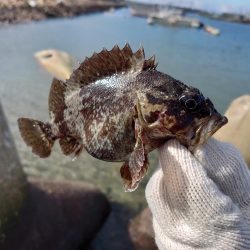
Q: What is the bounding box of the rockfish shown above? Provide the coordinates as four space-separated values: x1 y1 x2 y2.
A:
18 44 227 191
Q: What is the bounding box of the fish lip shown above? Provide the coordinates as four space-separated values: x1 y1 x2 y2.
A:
199 113 227 136
210 114 228 134
201 113 228 140
188 113 228 151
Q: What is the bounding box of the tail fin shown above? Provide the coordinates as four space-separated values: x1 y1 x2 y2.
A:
17 118 55 158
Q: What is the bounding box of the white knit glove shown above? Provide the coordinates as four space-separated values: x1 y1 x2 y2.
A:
146 138 250 250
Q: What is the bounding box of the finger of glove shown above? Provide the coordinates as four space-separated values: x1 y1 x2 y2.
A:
146 140 240 232
194 138 250 207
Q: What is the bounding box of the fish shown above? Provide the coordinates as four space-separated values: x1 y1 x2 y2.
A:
34 49 74 80
18 44 228 192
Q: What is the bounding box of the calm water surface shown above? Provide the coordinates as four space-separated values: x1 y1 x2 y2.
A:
0 8 249 209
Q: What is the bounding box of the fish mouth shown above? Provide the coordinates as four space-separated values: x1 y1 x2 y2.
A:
189 113 228 151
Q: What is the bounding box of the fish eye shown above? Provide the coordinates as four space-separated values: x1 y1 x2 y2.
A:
184 98 197 110
179 95 202 110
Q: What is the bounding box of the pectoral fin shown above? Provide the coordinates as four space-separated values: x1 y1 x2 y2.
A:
120 124 149 192
120 155 149 192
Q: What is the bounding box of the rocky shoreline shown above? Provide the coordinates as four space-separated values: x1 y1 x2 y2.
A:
0 0 125 24
1 0 249 25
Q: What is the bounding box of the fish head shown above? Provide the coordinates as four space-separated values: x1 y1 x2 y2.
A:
143 84 227 151
175 87 228 150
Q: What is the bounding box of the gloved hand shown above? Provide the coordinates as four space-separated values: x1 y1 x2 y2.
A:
146 138 250 249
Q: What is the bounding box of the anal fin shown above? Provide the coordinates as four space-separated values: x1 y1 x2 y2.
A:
59 137 84 159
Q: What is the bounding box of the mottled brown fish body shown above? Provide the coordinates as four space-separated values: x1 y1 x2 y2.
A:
77 71 177 161
18 44 227 192
63 71 186 161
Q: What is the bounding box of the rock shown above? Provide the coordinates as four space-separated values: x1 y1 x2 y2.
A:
129 207 157 250
0 0 125 24
34 49 74 80
1 178 110 250
214 95 250 167
0 102 27 241
89 202 136 250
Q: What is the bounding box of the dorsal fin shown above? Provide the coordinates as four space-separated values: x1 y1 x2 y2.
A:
48 78 67 120
67 43 157 88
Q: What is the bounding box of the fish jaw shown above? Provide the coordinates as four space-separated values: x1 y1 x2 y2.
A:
189 112 228 152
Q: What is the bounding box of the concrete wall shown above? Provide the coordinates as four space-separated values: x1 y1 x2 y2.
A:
0 102 27 241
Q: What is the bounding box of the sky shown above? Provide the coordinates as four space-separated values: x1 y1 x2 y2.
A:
137 0 250 14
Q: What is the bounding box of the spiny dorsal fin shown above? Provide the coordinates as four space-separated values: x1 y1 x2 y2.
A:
67 43 157 88
48 78 67 120
144 55 158 70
